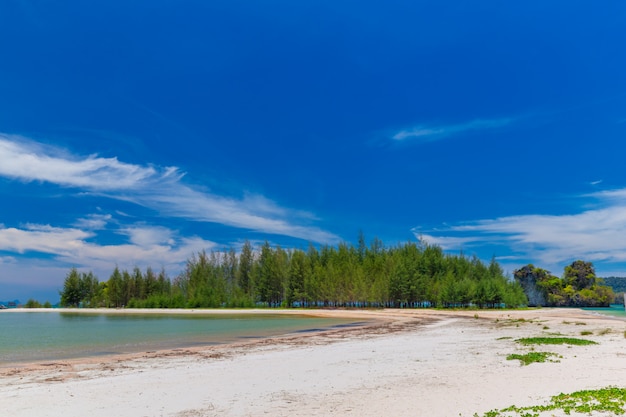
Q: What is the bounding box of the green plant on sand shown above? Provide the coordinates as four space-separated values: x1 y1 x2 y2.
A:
516 337 597 346
474 386 626 417
506 351 560 366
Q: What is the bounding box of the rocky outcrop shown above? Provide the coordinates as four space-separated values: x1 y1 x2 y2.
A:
513 265 547 307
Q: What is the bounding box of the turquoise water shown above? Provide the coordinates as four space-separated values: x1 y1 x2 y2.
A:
582 304 626 319
0 311 365 365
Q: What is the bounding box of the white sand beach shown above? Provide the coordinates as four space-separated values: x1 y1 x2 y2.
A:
1 308 625 417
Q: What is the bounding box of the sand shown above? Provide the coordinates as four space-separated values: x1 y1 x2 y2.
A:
1 308 625 416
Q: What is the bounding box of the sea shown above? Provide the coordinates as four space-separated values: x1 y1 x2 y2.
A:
582 304 626 319
0 310 366 365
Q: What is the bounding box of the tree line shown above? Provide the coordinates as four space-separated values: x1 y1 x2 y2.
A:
601 276 626 302
60 237 528 309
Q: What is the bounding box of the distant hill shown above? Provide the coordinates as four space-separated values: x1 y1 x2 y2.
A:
0 299 21 308
601 277 626 293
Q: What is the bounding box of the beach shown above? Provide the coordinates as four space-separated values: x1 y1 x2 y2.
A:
1 308 625 416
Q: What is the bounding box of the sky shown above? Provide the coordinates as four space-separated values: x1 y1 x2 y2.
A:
1 1 626 303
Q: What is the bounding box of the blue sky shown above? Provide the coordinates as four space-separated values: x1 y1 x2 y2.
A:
1 1 626 302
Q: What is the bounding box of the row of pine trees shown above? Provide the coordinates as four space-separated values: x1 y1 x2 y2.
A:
60 238 528 309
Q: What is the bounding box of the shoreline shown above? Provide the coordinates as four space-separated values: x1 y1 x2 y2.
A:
1 307 622 369
0 308 404 371
1 307 372 314
2 308 625 416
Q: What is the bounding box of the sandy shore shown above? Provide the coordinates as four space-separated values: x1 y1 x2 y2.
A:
1 308 625 416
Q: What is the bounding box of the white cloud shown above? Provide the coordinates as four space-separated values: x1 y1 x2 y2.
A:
393 128 445 141
392 118 513 142
0 224 93 255
589 188 626 200
130 185 338 243
0 222 216 280
118 225 175 247
415 233 477 250
0 134 339 243
0 134 178 190
74 214 112 230
413 188 626 274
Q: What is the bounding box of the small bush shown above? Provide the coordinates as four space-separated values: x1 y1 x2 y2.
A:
24 299 42 308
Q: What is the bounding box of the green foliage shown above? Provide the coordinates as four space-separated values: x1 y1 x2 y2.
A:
602 276 626 303
514 260 614 307
563 260 596 290
516 337 598 346
474 387 626 417
24 298 42 308
59 268 82 307
59 236 529 310
506 351 560 365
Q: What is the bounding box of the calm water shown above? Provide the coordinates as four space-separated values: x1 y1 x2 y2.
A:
0 311 365 365
582 304 626 319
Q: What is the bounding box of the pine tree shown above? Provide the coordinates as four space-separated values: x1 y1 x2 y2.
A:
60 268 82 307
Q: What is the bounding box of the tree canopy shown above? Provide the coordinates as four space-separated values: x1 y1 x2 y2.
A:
59 238 530 309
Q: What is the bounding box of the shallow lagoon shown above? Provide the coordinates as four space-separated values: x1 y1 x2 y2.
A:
582 304 626 319
0 310 365 365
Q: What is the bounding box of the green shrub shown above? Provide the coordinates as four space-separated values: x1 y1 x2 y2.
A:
516 337 597 346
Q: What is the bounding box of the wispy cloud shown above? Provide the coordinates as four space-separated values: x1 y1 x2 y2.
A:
124 185 337 243
413 188 626 274
73 214 112 230
0 222 217 278
0 134 339 243
0 134 178 190
413 234 478 250
0 224 93 255
0 255 17 265
392 118 513 142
